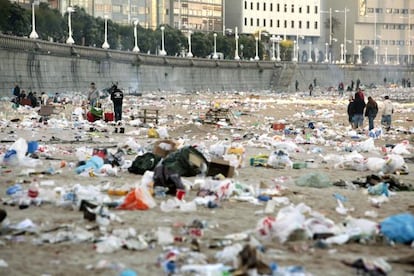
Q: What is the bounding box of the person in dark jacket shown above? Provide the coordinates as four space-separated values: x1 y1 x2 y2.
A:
365 96 378 130
110 84 124 122
352 90 366 130
347 96 355 127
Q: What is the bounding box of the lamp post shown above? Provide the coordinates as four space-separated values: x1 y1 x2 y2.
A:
159 26 166 56
213 33 218 59
66 7 75 44
324 43 329 63
102 15 110 49
292 40 297 62
276 35 281 62
321 8 332 62
335 7 349 64
234 27 240 60
397 47 400 65
307 41 312 62
187 30 193 57
133 20 140 52
340 43 344 63
254 36 260 61
271 35 276 61
29 1 39 39
384 47 388 65
357 45 362 64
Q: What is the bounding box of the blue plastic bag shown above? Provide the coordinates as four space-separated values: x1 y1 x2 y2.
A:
380 213 414 244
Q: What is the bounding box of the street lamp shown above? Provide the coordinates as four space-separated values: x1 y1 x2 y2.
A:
66 7 75 44
324 43 329 63
276 35 281 62
397 47 400 65
308 41 313 62
254 36 260 61
292 40 297 62
340 43 344 63
102 15 110 49
29 0 39 39
270 35 276 61
159 26 167 56
375 46 379 65
384 47 388 65
133 20 140 52
335 7 350 64
212 33 218 59
321 8 332 62
234 27 240 60
187 31 193 57
357 45 362 64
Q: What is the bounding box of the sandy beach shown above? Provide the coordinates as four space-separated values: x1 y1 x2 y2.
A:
0 87 413 276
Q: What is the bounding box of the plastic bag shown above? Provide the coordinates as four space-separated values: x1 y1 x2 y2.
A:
295 172 331 188
117 186 156 210
382 154 407 174
267 150 293 169
380 213 414 244
366 157 386 172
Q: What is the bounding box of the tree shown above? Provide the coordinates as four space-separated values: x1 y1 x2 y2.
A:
4 3 30 37
324 16 341 38
36 3 65 42
191 32 211 58
361 46 375 64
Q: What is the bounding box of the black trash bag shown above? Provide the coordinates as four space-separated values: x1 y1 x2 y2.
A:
153 165 184 195
128 152 162 175
162 146 208 177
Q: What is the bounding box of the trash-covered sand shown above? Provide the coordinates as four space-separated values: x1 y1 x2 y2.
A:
0 87 414 276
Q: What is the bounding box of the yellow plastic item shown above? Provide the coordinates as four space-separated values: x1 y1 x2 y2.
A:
148 128 159 138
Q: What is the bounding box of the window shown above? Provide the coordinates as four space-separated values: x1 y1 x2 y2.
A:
277 20 280 28
263 2 266 11
291 21 294 28
306 21 310 29
299 7 302 13
263 19 266 27
367 8 374 13
270 19 273 27
393 9 400 14
315 6 318 14
244 17 247 26
257 2 259 10
284 20 287 28
386 8 392 14
257 18 260 26
291 4 294 13
270 3 273 12
251 2 253 9
277 4 280 12
250 18 253 26
402 9 408 14
307 5 310 13
314 21 318 29
244 1 247 9
299 21 302 29
284 4 287 12
376 8 383 13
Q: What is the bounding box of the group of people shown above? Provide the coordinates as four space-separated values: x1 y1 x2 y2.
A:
12 84 61 108
347 88 394 132
87 82 124 122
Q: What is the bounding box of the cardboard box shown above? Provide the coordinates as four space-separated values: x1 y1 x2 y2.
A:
207 159 235 178
153 139 177 157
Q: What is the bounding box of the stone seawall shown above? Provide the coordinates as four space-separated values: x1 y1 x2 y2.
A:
0 34 413 97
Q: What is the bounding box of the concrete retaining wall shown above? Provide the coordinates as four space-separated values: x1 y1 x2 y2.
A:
0 34 413 97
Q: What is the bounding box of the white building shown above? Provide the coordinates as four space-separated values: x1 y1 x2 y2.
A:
225 0 322 61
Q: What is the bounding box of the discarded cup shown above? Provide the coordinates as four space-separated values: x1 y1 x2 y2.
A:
176 189 185 200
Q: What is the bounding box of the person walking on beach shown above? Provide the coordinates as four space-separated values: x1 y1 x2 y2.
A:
295 80 299 92
308 83 313 96
365 96 378 131
110 84 124 122
352 90 366 130
347 96 355 128
88 82 99 107
381 95 394 131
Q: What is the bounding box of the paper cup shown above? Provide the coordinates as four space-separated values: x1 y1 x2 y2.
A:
176 189 186 200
